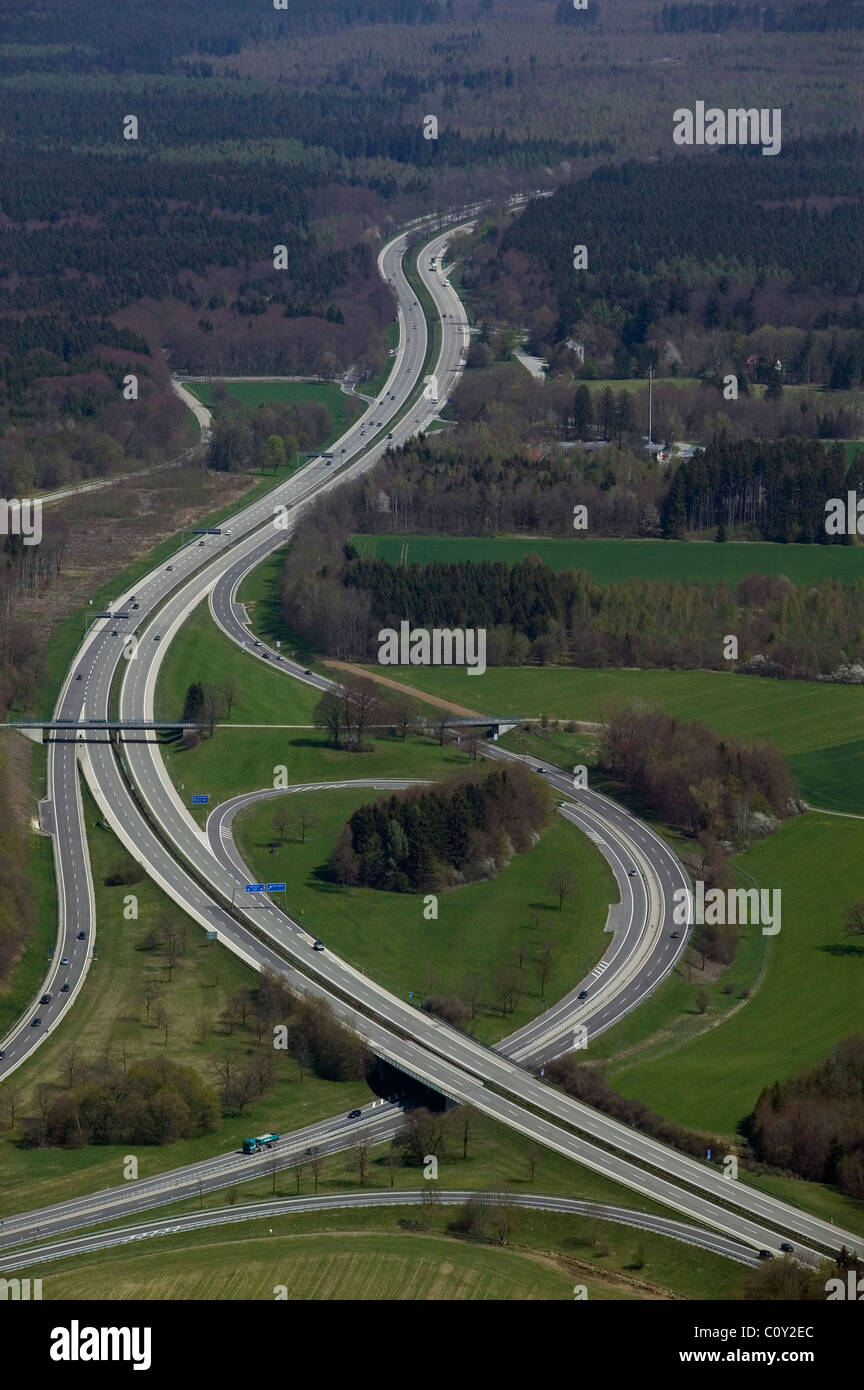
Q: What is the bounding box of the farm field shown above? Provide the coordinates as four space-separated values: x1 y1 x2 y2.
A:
355 665 864 814
610 813 864 1137
235 784 617 1044
351 533 864 586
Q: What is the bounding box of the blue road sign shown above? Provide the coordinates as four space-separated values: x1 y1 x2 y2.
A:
192 794 209 805
266 882 286 892
246 883 265 893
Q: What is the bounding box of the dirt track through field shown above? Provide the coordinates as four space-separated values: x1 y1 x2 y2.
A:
322 661 485 718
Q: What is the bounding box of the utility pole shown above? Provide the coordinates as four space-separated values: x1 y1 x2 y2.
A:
647 365 654 449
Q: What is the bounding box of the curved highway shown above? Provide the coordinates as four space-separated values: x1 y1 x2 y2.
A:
3 204 863 1266
0 1191 760 1277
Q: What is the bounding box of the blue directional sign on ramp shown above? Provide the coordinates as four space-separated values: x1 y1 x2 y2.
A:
192 794 209 805
266 882 286 892
246 884 265 892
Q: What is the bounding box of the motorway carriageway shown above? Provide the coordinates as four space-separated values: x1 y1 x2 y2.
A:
5 206 862 1265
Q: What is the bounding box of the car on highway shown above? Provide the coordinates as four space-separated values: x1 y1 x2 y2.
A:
670 930 680 939
153 634 161 641
111 629 118 635
198 539 206 546
76 672 83 680
132 601 140 609
303 668 311 674
578 990 588 999
758 1250 773 1260
77 930 86 939
536 767 546 773
348 1109 362 1119
306 1145 319 1155
387 432 393 439
312 940 324 951
60 956 69 965
60 982 70 992
31 1017 41 1027
40 993 52 1004
628 869 638 877
0 1051 4 1060
166 565 173 571
780 1242 794 1253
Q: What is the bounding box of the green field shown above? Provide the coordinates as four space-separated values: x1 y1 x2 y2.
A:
611 812 864 1137
20 1228 588 1301
234 784 617 1044
356 665 864 814
185 378 356 433
351 533 864 586
155 599 321 729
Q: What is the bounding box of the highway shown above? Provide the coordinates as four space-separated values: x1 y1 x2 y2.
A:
3 200 862 1267
0 1191 761 1276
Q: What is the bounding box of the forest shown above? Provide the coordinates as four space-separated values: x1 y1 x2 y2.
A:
743 1035 864 1198
279 486 864 678
330 763 553 891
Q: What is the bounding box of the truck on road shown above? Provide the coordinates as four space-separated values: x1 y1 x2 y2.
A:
242 1132 280 1154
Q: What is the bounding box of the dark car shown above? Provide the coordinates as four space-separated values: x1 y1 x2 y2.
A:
780 1242 794 1253
76 672 83 680
670 931 680 939
536 767 546 774
306 1145 319 1156
303 668 311 675
348 1109 362 1120
166 565 173 571
111 629 118 636
312 940 324 952
198 539 206 546
0 1051 5 1059
77 931 86 940
758 1250 773 1260
40 993 51 1004
60 982 70 993
153 634 161 641
578 990 588 999
132 602 140 609
31 1017 41 1027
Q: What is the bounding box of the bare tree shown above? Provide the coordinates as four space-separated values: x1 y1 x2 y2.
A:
294 803 318 844
291 1161 305 1195
155 1004 172 1045
421 1181 440 1230
547 863 575 910
314 691 343 747
844 900 864 938
462 972 484 1022
459 1105 475 1160
494 966 524 1017
273 803 291 848
525 1144 541 1183
203 682 223 737
221 677 238 722
309 1151 325 1193
352 1138 370 1187
434 710 451 747
536 941 555 999
1 1084 20 1133
59 1046 80 1086
384 1149 398 1188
